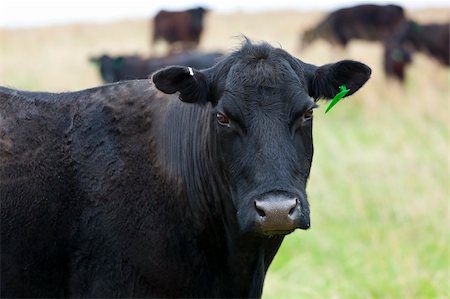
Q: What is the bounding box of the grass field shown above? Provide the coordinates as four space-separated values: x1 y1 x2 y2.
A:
1 8 449 298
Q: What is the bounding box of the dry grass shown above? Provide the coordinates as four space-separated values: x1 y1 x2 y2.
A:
1 8 449 298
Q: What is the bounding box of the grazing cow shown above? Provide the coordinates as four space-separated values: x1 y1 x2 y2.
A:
90 51 223 83
396 21 449 65
152 7 208 52
383 21 449 81
301 4 406 49
1 40 371 298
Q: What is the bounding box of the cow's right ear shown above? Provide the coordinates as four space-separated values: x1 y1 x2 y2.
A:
152 66 209 104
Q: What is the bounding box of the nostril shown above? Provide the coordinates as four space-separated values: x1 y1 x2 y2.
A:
288 198 299 216
254 201 266 217
288 207 295 216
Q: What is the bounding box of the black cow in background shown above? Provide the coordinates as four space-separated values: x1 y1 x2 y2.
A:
90 54 144 83
383 21 449 81
301 4 406 50
400 22 450 66
152 7 208 53
1 40 371 298
90 51 223 83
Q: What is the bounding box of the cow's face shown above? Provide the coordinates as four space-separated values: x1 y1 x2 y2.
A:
153 42 371 236
210 60 317 235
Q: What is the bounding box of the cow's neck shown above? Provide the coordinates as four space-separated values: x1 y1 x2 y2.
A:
194 223 284 297
227 234 285 297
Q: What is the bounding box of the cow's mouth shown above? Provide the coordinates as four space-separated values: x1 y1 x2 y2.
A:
263 229 295 236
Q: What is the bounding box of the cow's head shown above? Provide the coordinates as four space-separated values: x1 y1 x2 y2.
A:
383 42 412 81
153 41 371 236
90 55 125 83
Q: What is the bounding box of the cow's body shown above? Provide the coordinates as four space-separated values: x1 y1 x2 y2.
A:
152 7 207 52
1 41 370 298
301 4 406 49
1 82 276 297
90 51 223 83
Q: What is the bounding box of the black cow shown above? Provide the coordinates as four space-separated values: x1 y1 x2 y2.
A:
152 7 208 52
90 51 223 83
301 4 406 49
1 40 371 298
383 21 449 81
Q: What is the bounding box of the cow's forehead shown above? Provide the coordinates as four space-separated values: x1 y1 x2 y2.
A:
219 83 310 115
210 41 313 109
225 56 304 89
221 59 308 108
216 43 309 94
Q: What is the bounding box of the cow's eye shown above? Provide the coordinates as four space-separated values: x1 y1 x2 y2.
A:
303 109 313 122
216 113 230 127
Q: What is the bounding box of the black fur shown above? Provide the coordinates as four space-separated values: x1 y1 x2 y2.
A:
1 40 370 298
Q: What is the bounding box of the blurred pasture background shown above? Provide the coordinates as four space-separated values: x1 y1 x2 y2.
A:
0 4 449 299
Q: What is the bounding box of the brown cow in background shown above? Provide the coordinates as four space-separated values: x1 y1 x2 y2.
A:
152 7 208 53
301 4 407 49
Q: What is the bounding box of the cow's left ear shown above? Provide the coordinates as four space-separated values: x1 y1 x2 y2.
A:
152 66 209 104
307 60 371 100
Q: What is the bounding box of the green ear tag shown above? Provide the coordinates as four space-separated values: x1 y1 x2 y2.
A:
325 85 350 114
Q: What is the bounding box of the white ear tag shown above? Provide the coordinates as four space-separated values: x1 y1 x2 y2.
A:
188 67 194 76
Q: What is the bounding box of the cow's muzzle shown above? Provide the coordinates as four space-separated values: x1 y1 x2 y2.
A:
253 192 310 235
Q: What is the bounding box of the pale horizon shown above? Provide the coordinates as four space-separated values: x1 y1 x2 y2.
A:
1 0 448 28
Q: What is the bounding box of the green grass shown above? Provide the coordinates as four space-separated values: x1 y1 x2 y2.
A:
0 9 449 298
264 90 449 298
